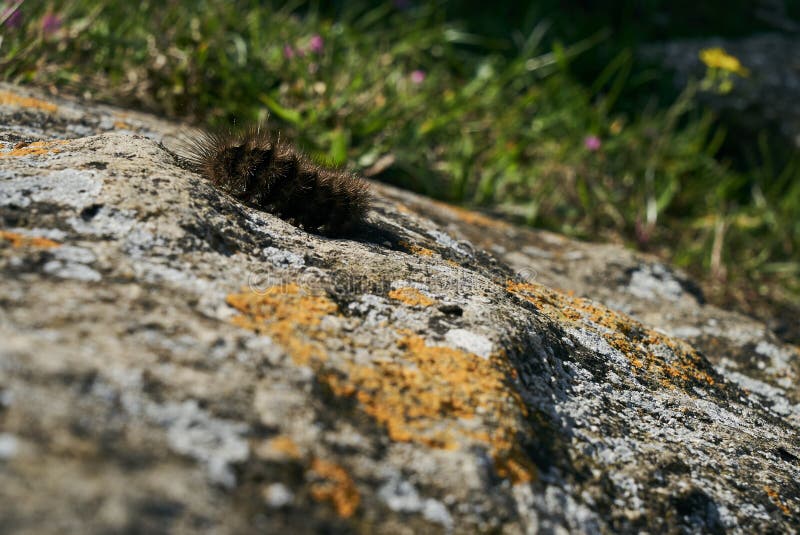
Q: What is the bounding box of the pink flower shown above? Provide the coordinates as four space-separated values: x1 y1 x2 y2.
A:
283 45 295 59
635 218 652 245
410 70 426 84
584 135 601 151
2 8 22 29
41 12 61 35
309 34 324 53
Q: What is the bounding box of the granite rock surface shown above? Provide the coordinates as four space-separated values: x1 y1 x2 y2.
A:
1 83 798 533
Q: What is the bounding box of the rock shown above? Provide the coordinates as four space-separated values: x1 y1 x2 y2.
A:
0 83 798 533
644 33 800 148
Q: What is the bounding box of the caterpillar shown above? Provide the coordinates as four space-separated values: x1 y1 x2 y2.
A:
179 122 370 237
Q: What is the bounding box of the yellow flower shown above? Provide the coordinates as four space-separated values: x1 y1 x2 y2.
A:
699 47 750 77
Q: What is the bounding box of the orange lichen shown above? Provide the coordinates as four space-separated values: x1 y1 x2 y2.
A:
227 283 337 366
507 281 717 390
113 120 132 130
0 230 60 249
388 287 436 307
431 199 509 230
1 140 67 158
395 203 414 215
0 90 58 112
228 284 537 484
398 240 436 257
764 485 792 516
322 333 536 483
309 458 360 518
268 435 301 459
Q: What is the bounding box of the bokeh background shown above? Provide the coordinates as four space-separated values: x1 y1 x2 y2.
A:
3 0 799 339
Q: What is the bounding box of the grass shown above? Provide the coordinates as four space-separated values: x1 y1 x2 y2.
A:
2 0 799 332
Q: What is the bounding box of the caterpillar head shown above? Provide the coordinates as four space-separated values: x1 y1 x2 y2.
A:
190 127 277 199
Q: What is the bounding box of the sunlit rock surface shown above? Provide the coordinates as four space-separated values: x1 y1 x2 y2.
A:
1 83 798 533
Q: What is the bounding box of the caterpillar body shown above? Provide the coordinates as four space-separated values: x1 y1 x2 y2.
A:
181 123 370 237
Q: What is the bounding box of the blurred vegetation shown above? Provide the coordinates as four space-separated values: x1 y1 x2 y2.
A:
2 0 799 327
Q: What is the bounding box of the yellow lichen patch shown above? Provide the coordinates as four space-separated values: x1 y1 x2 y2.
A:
228 284 536 484
398 240 436 257
431 199 509 230
322 333 536 483
388 287 435 307
113 120 132 130
309 458 360 518
764 486 792 516
1 140 67 158
0 91 58 112
267 435 301 459
507 281 717 390
0 230 60 249
395 203 414 215
226 283 338 366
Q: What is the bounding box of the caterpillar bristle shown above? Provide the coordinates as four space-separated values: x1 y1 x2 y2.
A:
179 121 370 237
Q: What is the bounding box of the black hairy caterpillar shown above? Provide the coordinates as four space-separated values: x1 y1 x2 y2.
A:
179 122 370 237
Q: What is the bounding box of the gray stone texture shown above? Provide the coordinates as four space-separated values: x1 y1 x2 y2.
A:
1 83 798 533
